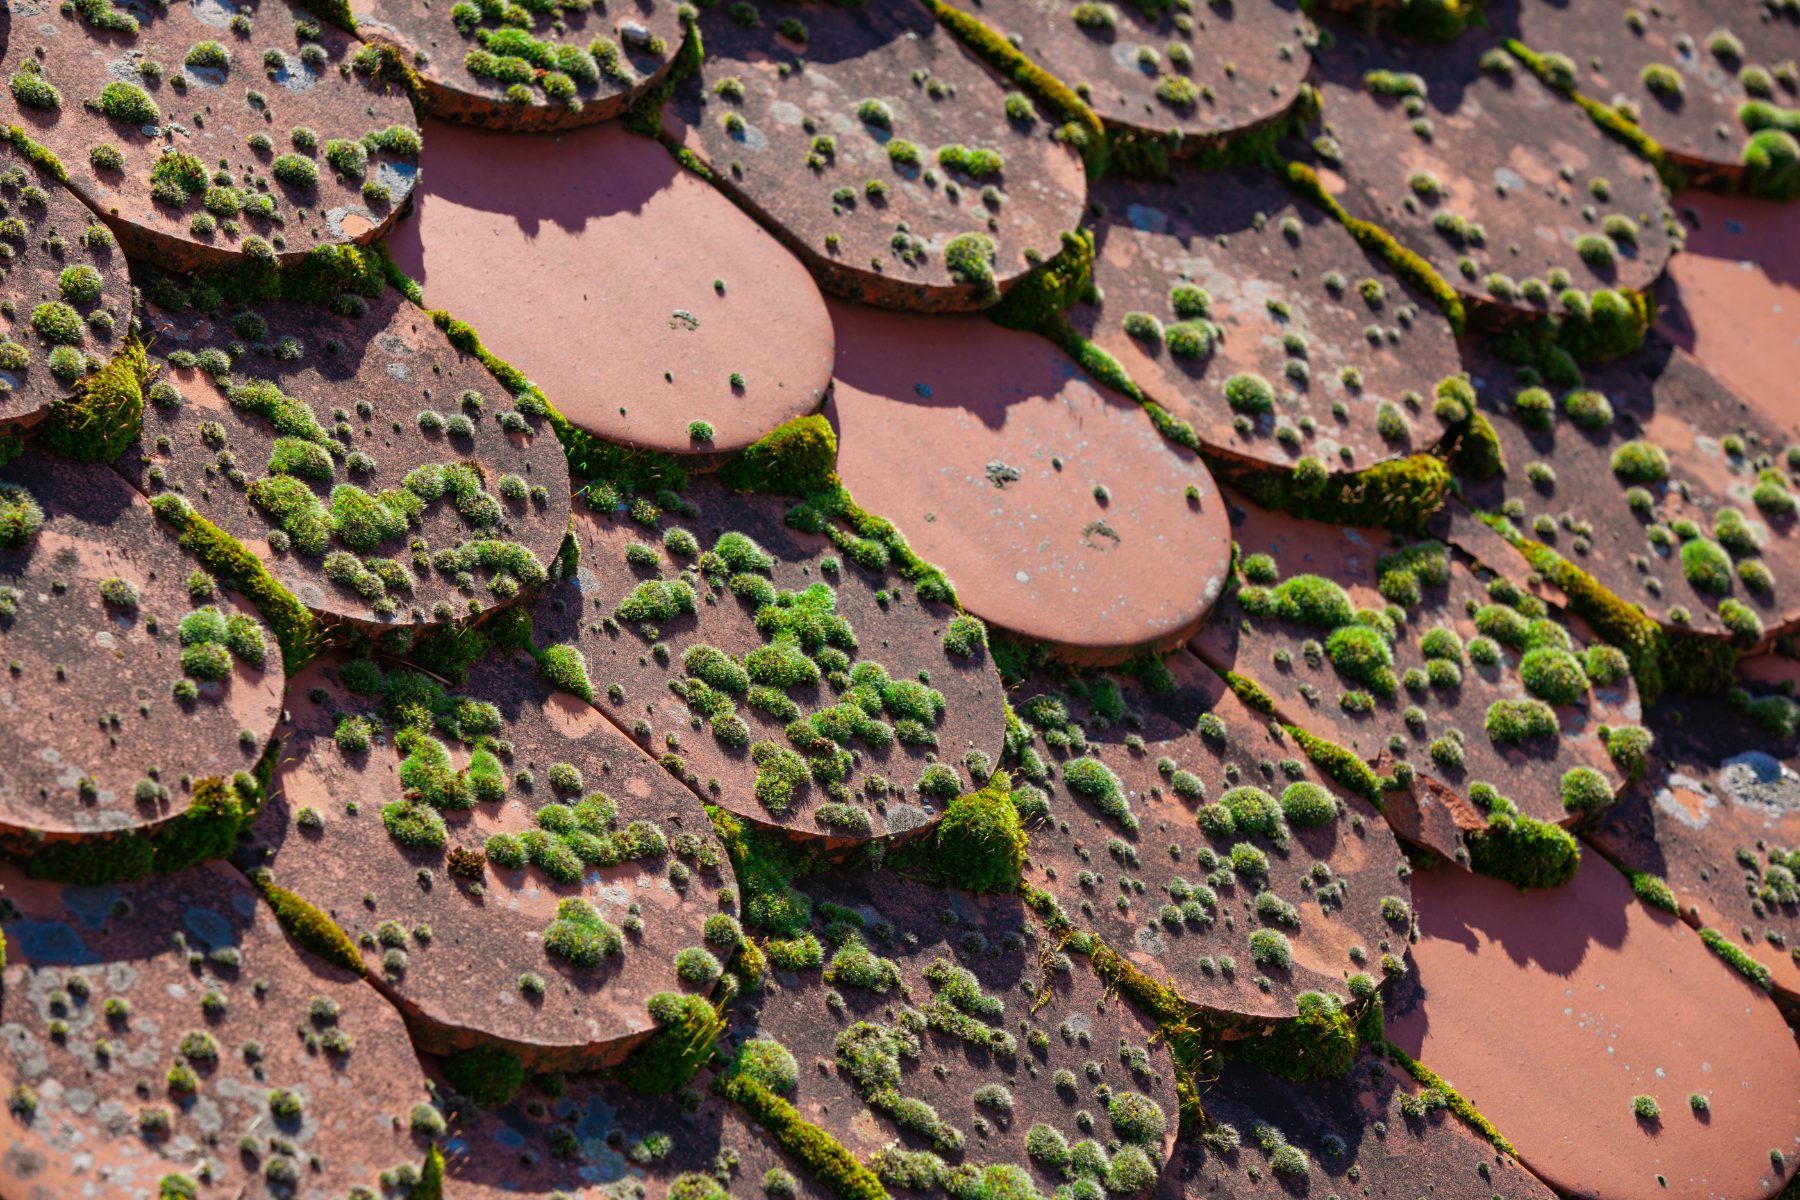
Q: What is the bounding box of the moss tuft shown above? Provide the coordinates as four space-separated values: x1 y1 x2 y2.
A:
616 992 724 1095
717 416 838 497
248 868 363 974
40 338 148 463
1383 1040 1515 1156
1467 812 1579 889
444 1045 527 1108
895 772 1025 893
148 490 322 672
1231 990 1359 1082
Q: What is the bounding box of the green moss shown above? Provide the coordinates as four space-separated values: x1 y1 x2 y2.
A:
1556 289 1652 365
616 991 724 1095
1626 869 1678 915
1467 812 1579 889
1231 991 1358 1082
96 81 159 125
717 415 838 496
1698 927 1772 990
1679 538 1733 594
893 772 1025 893
1284 162 1465 334
1285 723 1382 805
708 805 813 936
445 1046 527 1108
1559 766 1613 815
40 338 147 463
1744 129 1800 200
719 1071 887 1200
248 868 362 974
1382 1040 1515 1155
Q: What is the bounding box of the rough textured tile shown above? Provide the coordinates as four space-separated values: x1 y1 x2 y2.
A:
387 116 834 457
248 651 736 1070
1191 491 1642 860
735 871 1180 1198
0 452 283 836
1506 0 1800 177
1657 188 1800 432
0 860 432 1200
1303 24 1677 320
1011 651 1412 1023
351 0 688 130
1387 852 1800 1200
662 0 1088 310
441 1067 829 1199
0 139 131 433
1074 165 1464 474
828 300 1231 660
529 477 1008 844
1590 686 1800 1004
119 289 572 630
1451 337 1800 643
1155 1051 1557 1199
958 0 1315 142
13 0 419 269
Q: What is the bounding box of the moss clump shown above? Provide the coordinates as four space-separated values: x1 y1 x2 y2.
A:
148 494 322 672
617 992 725 1095
96 81 159 125
445 1046 527 1108
40 339 147 463
537 643 593 701
1232 991 1358 1081
1519 646 1588 704
0 482 45 547
1279 781 1336 828
1626 869 1678 914
718 1070 887 1200
943 232 998 299
906 773 1025 893
248 868 362 974
1745 129 1800 201
1559 766 1613 815
1063 756 1135 830
1468 812 1579 889
1325 624 1397 696
1679 538 1733 594
708 805 813 937
717 415 838 496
